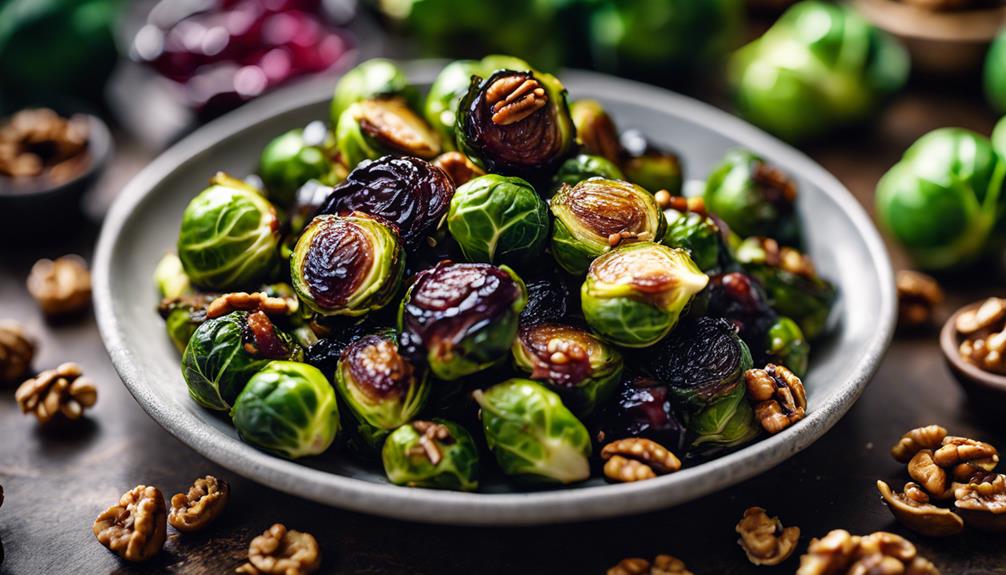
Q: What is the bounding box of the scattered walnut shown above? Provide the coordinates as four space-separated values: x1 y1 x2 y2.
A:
237 523 320 575
26 255 92 317
607 554 692 575
600 438 681 483
796 529 857 575
206 292 295 319
954 472 1006 532
169 475 229 533
14 362 97 424
896 271 943 328
796 530 939 575
92 485 167 562
736 506 800 566
933 436 999 481
876 480 963 537
891 425 948 464
0 319 35 384
432 151 484 187
908 450 952 500
485 74 547 125
955 297 1006 335
745 363 807 434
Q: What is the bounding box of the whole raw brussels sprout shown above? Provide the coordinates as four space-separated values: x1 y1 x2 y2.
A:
330 59 418 126
763 316 809 378
581 242 709 347
290 212 405 317
552 154 624 190
876 128 1006 271
446 174 549 266
728 0 909 141
995 117 1006 160
593 372 688 454
662 208 723 272
258 122 334 206
154 253 191 299
230 360 339 459
398 262 527 381
570 100 621 164
704 150 799 243
550 178 666 275
336 98 442 169
619 129 684 195
987 30 1006 113
182 311 303 411
473 378 591 484
334 331 430 449
456 69 576 178
177 173 280 290
512 322 623 417
381 419 479 491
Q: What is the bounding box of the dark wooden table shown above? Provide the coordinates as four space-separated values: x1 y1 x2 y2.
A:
2 84 1005 575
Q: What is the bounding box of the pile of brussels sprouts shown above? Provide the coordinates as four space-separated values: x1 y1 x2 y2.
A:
155 56 836 491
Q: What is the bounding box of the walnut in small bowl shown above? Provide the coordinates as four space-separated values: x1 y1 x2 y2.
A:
941 298 1006 413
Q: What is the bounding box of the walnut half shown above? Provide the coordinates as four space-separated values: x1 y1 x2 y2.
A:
907 450 952 500
26 255 91 317
92 485 167 562
891 425 947 464
745 363 807 434
606 554 692 575
796 529 939 575
169 475 229 533
600 438 681 483
236 523 320 575
954 472 1006 532
735 506 800 566
15 362 97 424
876 480 963 537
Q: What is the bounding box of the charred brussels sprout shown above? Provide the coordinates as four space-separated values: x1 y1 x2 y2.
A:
875 128 1006 271
662 208 722 272
552 154 624 190
512 323 623 417
182 311 303 411
550 178 666 275
457 69 576 178
230 361 339 459
336 98 442 168
258 123 334 206
594 373 688 454
704 150 799 243
987 30 1006 113
177 174 280 290
317 156 455 251
446 174 548 265
330 59 417 126
382 420 479 491
399 262 527 380
619 130 683 195
290 213 405 317
581 243 708 348
473 378 591 484
764 316 809 378
570 100 621 164
335 331 430 449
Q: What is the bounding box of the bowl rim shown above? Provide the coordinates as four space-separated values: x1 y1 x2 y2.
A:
93 60 897 525
940 301 1006 390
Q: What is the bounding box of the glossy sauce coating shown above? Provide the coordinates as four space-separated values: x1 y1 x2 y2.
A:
300 217 373 308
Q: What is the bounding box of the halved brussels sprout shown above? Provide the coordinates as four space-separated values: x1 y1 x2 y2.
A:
550 178 666 275
552 154 624 190
512 323 624 417
581 242 708 347
258 122 335 206
335 330 430 449
986 30 1006 113
570 100 621 164
154 252 192 299
290 213 405 317
398 262 527 381
704 150 799 243
230 360 339 459
594 372 688 454
381 419 479 491
177 173 280 290
763 316 809 378
662 208 723 272
456 69 576 178
182 311 303 411
619 129 684 195
336 98 442 169
158 293 213 353
330 59 417 126
317 155 455 251
473 378 591 484
446 174 549 266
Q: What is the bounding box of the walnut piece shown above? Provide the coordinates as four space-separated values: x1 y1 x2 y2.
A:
876 480 963 537
933 436 999 481
600 438 681 483
0 319 35 384
896 270 943 328
954 472 1006 532
237 523 320 575
959 329 1006 374
956 297 1006 335
169 475 230 533
745 363 807 434
92 485 167 562
206 292 295 320
891 425 947 464
908 450 952 500
796 529 940 575
485 74 547 125
607 554 692 575
432 151 484 187
26 255 91 317
735 506 800 566
14 362 96 424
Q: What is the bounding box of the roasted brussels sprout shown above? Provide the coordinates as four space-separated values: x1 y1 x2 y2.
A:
230 361 339 459
258 122 334 206
446 174 549 265
662 208 723 272
594 372 688 454
158 294 213 353
336 98 442 168
512 323 623 417
875 128 1006 271
456 69 576 178
330 59 417 126
728 1 909 141
290 213 405 317
552 154 624 190
639 317 759 449
987 30 1006 113
581 242 708 348
763 316 809 378
398 262 527 381
182 311 303 411
550 178 666 275
177 173 280 290
473 378 591 484
704 150 799 243
381 419 479 491
154 253 191 299
335 331 430 449
619 130 684 195
317 155 455 251
570 100 621 164
520 269 572 327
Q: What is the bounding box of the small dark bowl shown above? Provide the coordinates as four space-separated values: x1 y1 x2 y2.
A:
940 301 1006 413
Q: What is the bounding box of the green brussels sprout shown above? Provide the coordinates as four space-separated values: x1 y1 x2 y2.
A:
258 122 334 206
581 242 709 348
177 173 281 291
182 311 303 411
987 30 1006 113
381 419 479 491
735 237 836 340
158 294 213 353
764 316 809 378
473 378 592 484
446 174 549 266
662 208 722 272
512 323 623 417
704 150 799 244
551 154 624 190
994 116 1006 160
290 213 405 317
330 58 418 126
875 128 1006 271
550 178 666 275
570 100 622 164
334 331 430 449
230 360 339 459
336 98 442 169
619 129 684 195
153 252 191 299
728 0 909 141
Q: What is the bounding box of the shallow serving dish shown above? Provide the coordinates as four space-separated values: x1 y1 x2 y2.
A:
93 61 896 525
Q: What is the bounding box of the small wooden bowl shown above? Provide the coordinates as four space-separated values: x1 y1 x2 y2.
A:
940 301 1006 412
